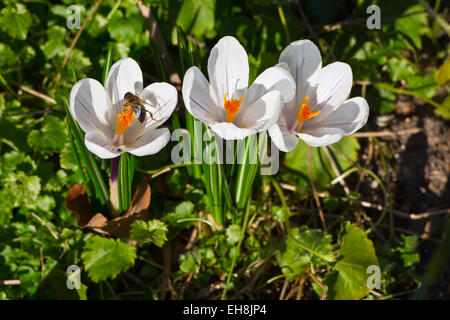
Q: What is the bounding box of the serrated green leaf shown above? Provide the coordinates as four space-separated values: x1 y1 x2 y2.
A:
276 226 333 280
60 142 78 171
1 171 41 208
165 201 195 227
0 4 32 40
28 116 68 154
0 151 34 178
44 170 67 192
179 252 197 273
81 235 136 283
325 223 379 300
130 220 168 248
396 235 420 267
226 224 241 245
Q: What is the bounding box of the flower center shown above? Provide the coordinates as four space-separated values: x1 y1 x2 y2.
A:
296 96 320 123
115 107 135 136
224 93 243 123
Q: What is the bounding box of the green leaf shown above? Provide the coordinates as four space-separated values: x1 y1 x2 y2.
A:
394 4 428 49
1 171 41 208
226 224 241 245
28 116 68 154
44 170 67 192
81 235 136 283
276 226 333 280
60 142 78 171
41 25 66 59
325 223 379 300
435 95 450 119
285 137 359 190
396 235 420 267
0 151 34 178
435 58 450 87
0 43 19 69
179 252 198 274
0 4 32 40
130 220 168 248
176 0 215 37
165 201 195 228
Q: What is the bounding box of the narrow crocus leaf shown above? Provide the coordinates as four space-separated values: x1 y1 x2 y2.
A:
202 125 225 225
71 61 78 83
64 99 109 206
102 45 113 87
235 134 259 209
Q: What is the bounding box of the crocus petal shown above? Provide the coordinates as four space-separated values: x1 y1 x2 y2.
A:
139 82 178 127
70 78 110 134
303 97 369 135
279 39 322 106
242 65 295 109
268 118 299 152
209 122 254 140
234 90 283 133
306 62 353 122
85 130 121 159
297 129 344 147
105 57 143 119
182 66 223 124
126 127 170 157
207 36 249 104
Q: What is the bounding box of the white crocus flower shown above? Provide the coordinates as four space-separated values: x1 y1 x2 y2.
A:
182 36 295 140
70 57 177 159
268 40 369 151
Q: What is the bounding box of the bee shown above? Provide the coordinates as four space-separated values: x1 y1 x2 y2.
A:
123 92 158 124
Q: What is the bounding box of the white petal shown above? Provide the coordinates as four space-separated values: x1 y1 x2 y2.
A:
303 97 369 135
279 40 322 106
306 62 353 122
296 129 344 147
209 122 255 140
268 119 299 152
182 66 222 124
139 82 178 127
235 90 283 133
126 127 170 157
207 36 249 104
105 57 143 119
85 130 121 159
243 65 295 108
70 78 110 134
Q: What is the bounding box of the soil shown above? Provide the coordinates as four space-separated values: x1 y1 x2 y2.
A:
362 93 450 299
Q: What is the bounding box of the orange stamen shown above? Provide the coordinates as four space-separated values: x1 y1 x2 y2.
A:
296 96 320 122
115 107 135 136
224 93 243 123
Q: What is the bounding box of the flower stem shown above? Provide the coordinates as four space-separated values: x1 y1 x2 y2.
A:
109 156 120 217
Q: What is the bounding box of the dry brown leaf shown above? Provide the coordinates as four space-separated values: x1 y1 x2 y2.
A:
65 177 152 239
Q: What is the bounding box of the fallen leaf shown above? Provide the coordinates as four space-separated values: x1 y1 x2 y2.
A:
65 184 94 227
65 177 152 240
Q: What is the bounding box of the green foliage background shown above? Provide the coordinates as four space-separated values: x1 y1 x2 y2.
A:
0 0 448 300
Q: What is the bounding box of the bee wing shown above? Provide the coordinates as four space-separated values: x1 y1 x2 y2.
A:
140 100 157 108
